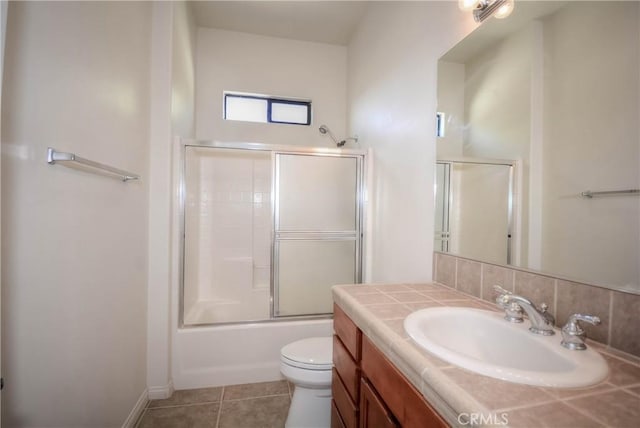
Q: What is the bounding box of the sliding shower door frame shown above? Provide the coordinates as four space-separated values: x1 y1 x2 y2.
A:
271 151 365 319
177 140 366 328
436 158 515 265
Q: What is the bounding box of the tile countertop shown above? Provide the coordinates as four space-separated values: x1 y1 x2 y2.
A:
332 283 640 428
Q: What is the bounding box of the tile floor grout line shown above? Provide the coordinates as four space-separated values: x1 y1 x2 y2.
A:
147 401 222 410
223 393 291 403
215 388 224 428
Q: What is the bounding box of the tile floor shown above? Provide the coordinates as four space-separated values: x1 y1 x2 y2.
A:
136 380 292 428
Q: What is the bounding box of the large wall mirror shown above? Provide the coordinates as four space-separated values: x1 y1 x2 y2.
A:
436 1 639 294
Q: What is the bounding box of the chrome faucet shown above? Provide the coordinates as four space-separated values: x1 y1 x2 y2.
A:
561 313 601 350
493 285 524 323
493 285 555 336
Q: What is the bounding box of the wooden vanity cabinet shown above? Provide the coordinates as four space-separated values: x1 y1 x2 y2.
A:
359 377 399 428
332 304 361 428
332 304 448 428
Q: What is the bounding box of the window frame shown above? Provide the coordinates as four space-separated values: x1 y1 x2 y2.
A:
224 92 312 126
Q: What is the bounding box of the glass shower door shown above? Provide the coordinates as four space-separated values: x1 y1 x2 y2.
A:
273 153 363 317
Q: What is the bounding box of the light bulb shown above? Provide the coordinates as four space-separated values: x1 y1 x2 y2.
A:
459 0 481 12
494 0 515 19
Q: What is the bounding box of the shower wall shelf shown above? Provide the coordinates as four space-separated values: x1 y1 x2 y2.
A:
581 189 639 198
47 147 140 182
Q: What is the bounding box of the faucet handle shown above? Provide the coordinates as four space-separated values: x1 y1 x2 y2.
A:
538 303 555 325
493 285 512 306
493 285 512 296
493 285 524 323
561 313 601 350
566 313 601 329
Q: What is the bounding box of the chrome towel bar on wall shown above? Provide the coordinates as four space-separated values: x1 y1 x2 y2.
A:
580 189 639 198
46 147 140 182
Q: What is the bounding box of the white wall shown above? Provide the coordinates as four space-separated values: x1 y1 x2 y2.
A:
0 1 7 413
195 28 347 147
147 0 199 400
172 1 197 139
436 61 465 158
541 1 640 289
146 1 174 401
463 26 533 161
1 1 150 426
348 1 476 282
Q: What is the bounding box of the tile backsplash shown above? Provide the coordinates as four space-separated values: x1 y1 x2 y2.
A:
434 252 640 358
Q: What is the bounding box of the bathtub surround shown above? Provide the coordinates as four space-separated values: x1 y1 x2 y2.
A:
182 147 273 325
434 252 640 358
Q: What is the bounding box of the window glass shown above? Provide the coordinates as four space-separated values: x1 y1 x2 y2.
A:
225 96 268 123
224 93 311 126
271 102 310 125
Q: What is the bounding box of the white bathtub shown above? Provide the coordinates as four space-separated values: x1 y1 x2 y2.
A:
172 318 333 389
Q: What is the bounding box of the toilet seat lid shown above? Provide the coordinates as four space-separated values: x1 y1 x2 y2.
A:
281 337 333 370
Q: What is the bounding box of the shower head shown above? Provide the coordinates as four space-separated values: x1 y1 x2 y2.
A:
319 124 349 147
319 125 340 146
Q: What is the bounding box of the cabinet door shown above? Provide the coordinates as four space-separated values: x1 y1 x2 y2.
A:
359 378 399 428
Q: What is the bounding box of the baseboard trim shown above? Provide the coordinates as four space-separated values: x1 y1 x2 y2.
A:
173 362 282 390
122 388 148 428
148 379 175 400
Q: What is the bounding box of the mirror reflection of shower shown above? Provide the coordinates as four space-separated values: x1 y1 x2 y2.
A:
319 124 358 147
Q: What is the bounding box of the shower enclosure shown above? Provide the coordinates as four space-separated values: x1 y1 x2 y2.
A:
180 142 365 326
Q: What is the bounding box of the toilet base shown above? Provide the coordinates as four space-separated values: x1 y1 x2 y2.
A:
285 385 332 428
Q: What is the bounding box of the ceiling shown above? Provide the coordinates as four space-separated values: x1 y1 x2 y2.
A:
189 1 370 46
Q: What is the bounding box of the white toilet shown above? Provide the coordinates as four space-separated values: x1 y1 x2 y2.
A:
280 336 333 428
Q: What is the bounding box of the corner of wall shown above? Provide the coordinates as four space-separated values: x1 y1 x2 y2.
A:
147 0 174 394
122 388 150 428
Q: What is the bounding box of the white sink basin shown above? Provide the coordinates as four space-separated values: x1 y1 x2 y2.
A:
404 307 608 388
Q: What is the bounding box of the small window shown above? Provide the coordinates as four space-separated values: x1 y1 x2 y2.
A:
436 112 445 138
224 92 311 126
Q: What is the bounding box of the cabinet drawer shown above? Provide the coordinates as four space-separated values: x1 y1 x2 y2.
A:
331 400 347 428
361 336 447 428
333 304 361 361
332 368 358 428
333 335 360 402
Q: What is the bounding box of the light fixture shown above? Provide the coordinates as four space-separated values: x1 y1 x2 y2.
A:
461 0 515 23
458 0 481 12
493 0 515 19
